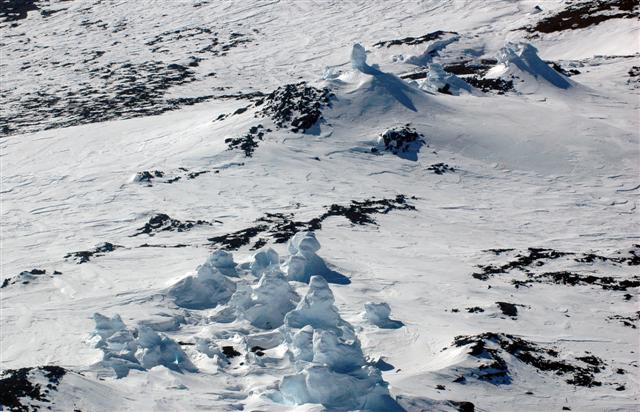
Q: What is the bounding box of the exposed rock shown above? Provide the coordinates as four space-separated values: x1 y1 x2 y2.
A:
373 30 458 48
64 242 122 264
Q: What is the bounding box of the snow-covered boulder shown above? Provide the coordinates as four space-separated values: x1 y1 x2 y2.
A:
167 251 236 309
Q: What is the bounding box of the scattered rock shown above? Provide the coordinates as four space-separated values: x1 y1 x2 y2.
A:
515 271 640 292
0 365 67 411
606 312 639 328
133 170 165 185
524 0 638 34
428 163 455 174
0 0 39 23
209 195 416 250
222 346 241 358
225 124 270 157
1 268 62 288
254 82 334 133
465 76 514 94
452 332 603 387
546 61 581 77
373 30 458 48
495 302 519 317
64 242 122 264
131 213 215 237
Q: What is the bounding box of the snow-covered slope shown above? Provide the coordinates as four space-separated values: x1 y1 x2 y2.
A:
1 1 639 411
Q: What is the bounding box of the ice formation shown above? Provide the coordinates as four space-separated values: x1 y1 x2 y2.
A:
363 302 404 329
282 232 326 283
402 36 460 66
351 43 370 72
223 268 299 329
248 247 280 277
90 313 196 378
276 276 399 411
167 251 236 309
418 63 472 95
204 250 237 277
493 42 571 89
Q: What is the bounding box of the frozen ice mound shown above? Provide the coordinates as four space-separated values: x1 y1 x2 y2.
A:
204 250 237 277
418 63 473 95
89 313 196 378
167 251 236 309
282 232 349 284
351 43 370 73
490 42 572 90
363 302 404 329
274 276 400 411
248 247 280 277
223 268 299 329
284 275 345 332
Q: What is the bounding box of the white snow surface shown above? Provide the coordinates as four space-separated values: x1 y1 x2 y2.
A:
1 1 639 411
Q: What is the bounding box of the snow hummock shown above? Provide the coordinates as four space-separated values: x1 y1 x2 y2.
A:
487 42 573 92
167 251 236 309
89 313 196 378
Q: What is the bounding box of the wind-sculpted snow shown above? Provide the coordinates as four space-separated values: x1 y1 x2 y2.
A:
89 313 196 378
